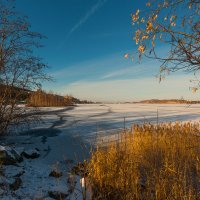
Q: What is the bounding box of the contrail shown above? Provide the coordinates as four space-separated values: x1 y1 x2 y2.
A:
68 0 107 36
57 0 108 49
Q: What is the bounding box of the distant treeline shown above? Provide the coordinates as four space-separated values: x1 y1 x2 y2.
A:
138 99 200 104
28 90 68 107
0 84 92 107
28 90 93 107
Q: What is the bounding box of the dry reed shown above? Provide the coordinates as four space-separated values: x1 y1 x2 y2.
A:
88 122 200 200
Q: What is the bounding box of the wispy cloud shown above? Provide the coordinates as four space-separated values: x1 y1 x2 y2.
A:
57 0 107 49
62 75 193 102
101 61 159 80
68 0 107 36
101 67 138 79
49 52 159 83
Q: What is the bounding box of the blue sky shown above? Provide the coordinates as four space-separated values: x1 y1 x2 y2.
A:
15 0 199 102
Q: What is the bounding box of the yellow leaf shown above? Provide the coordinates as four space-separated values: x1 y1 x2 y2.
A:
124 53 129 59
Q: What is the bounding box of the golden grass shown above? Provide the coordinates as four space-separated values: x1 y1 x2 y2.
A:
88 122 200 200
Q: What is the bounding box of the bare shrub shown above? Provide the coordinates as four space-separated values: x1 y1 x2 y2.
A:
0 0 50 134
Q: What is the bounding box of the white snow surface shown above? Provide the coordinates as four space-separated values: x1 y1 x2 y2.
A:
1 103 200 199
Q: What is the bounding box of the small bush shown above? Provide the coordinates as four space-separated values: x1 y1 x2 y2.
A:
88 122 200 200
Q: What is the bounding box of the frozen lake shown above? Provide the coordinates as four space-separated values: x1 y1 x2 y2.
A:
27 103 200 135
60 103 200 136
11 103 200 150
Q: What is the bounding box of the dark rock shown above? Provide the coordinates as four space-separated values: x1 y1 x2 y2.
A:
48 191 68 200
9 177 22 191
22 148 40 159
0 145 23 165
71 162 84 175
49 170 63 178
71 162 88 177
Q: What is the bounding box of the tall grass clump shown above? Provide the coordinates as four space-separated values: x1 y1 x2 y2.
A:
88 122 200 200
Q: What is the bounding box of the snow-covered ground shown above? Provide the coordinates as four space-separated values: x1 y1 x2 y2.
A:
1 103 200 199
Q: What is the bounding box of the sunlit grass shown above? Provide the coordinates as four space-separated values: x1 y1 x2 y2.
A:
88 122 200 200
